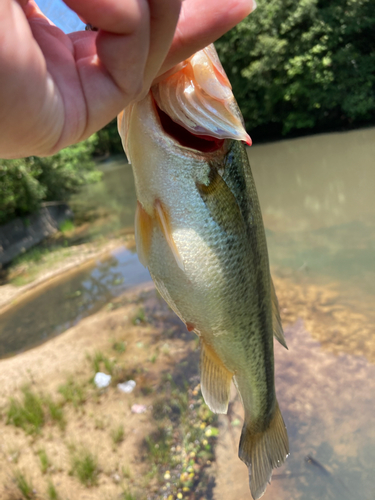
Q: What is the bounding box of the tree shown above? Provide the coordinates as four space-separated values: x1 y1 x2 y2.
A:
215 0 375 139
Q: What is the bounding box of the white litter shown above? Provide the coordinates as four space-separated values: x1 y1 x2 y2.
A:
117 380 136 393
94 372 111 389
131 404 147 414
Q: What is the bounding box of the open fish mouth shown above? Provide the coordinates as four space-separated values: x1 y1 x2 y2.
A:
152 98 226 153
151 44 251 153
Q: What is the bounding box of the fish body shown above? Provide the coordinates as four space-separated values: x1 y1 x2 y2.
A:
118 45 289 499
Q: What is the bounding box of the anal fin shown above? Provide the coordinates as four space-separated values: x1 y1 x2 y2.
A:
135 201 153 267
154 199 184 271
271 279 288 349
200 340 233 414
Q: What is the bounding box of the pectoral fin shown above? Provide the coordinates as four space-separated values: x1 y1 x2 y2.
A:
154 199 184 271
271 279 288 349
135 201 153 268
200 340 233 414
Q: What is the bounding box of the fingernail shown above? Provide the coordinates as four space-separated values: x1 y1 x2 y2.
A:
251 0 257 13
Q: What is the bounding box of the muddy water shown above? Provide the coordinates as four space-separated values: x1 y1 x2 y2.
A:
215 127 375 500
1 127 375 498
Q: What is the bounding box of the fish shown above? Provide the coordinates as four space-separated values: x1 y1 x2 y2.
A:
118 44 289 499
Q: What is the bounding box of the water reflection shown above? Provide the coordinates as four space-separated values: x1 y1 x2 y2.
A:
0 248 151 357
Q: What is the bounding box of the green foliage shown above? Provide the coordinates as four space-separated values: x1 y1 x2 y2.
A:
0 135 101 225
132 307 146 325
112 341 127 354
47 480 60 500
122 491 137 500
58 379 87 408
6 387 65 435
13 470 34 499
94 118 124 156
70 448 99 487
216 0 375 138
38 449 51 474
7 387 44 435
111 424 125 445
44 396 66 430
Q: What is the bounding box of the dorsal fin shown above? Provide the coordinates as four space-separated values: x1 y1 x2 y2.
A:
271 279 288 349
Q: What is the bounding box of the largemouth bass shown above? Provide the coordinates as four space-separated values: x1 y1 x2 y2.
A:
118 44 289 500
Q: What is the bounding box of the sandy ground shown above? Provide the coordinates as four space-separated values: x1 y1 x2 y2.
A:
0 256 374 499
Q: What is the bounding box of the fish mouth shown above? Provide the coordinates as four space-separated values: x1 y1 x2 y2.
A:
153 99 225 154
151 44 251 152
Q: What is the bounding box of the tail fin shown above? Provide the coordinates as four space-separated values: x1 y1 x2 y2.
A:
239 401 289 500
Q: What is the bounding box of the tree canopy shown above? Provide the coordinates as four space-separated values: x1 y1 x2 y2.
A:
215 0 375 140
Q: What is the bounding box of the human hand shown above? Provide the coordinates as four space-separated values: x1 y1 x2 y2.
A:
0 0 256 159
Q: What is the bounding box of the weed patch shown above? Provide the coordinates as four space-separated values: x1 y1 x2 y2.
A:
132 307 146 325
112 341 126 353
13 470 34 499
38 449 51 474
7 387 44 435
144 379 218 499
58 379 86 408
70 448 99 487
47 479 59 500
111 425 125 445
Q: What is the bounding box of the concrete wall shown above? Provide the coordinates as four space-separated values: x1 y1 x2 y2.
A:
0 203 72 267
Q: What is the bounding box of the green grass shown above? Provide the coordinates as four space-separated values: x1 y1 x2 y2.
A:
112 341 126 353
38 448 51 474
47 479 60 500
111 425 125 445
44 396 66 430
7 387 44 435
58 379 86 408
13 470 34 499
122 491 137 500
145 428 173 466
91 351 105 373
6 387 66 435
13 247 46 266
90 350 116 375
132 307 146 325
70 449 99 487
59 219 75 234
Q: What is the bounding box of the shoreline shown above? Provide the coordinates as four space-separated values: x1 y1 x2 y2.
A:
0 235 135 314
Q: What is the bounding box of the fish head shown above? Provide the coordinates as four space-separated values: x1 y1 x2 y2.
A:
118 44 251 168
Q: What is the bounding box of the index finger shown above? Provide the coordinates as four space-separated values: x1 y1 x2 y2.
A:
158 0 256 77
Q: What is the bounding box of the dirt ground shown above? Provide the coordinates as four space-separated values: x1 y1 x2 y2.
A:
0 253 374 499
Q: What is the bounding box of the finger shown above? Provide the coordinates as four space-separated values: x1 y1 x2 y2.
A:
64 0 147 34
64 0 150 98
141 0 181 92
158 0 256 76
